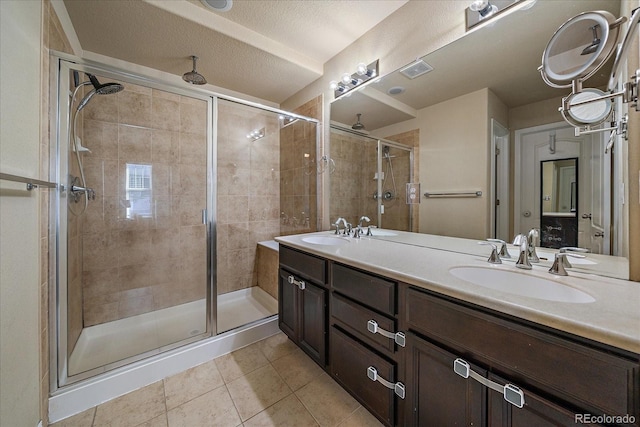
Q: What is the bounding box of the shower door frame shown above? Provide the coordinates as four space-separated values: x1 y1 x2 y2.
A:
52 57 216 388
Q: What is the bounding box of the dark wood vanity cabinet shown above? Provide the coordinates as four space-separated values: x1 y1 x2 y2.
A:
404 286 640 427
278 246 327 367
278 246 639 427
329 262 403 427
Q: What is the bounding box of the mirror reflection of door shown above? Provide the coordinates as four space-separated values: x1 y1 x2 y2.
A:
515 122 610 254
541 158 578 248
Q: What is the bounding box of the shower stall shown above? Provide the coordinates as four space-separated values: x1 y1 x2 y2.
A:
329 125 415 231
51 57 318 388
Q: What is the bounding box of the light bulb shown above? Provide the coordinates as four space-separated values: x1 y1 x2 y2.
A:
329 80 338 90
469 0 488 11
341 73 352 85
356 63 368 76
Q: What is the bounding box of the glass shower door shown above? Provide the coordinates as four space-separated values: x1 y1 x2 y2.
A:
58 61 212 383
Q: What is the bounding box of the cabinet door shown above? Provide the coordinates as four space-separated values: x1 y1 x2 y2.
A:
278 268 298 341
299 280 327 366
488 373 605 427
406 332 486 426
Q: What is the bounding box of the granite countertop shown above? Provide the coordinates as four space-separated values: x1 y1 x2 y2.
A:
275 231 640 354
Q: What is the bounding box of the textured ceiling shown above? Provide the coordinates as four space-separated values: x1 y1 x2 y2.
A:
330 0 621 131
63 0 408 104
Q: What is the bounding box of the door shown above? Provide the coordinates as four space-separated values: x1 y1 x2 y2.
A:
492 119 510 241
515 123 604 251
278 268 297 339
299 281 326 366
488 373 603 426
405 332 486 426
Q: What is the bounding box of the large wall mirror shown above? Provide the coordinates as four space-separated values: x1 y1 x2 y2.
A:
329 0 630 280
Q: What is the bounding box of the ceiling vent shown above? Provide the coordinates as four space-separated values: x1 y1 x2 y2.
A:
400 59 433 79
201 0 233 12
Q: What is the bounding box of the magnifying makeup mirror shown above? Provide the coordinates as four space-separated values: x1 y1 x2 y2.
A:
540 11 624 88
540 8 639 133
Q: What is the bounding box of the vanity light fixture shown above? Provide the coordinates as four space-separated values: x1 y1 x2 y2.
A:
247 127 265 141
330 60 379 99
465 0 527 31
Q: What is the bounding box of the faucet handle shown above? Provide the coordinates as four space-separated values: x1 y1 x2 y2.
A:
478 241 502 264
366 225 377 236
559 247 589 267
512 234 525 246
549 253 586 276
487 239 510 258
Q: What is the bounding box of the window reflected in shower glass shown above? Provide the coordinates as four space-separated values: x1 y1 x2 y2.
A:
125 163 152 219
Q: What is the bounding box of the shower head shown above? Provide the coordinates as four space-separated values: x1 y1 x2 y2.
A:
581 25 601 55
183 55 207 85
76 74 124 112
352 113 365 130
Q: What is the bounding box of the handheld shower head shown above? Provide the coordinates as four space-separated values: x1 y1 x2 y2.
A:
581 24 601 55
76 74 124 112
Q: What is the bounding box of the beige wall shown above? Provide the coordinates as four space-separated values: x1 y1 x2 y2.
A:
374 89 492 239
0 1 43 426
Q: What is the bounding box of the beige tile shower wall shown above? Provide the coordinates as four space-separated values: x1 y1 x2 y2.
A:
280 96 320 235
216 101 280 295
328 131 372 226
80 84 208 327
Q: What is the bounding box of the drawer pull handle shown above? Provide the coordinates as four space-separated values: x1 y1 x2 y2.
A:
367 366 405 399
453 358 525 408
287 275 306 290
367 320 406 347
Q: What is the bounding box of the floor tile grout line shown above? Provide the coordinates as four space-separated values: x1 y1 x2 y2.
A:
224 383 245 426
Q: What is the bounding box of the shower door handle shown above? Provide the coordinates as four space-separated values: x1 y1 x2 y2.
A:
202 209 207 225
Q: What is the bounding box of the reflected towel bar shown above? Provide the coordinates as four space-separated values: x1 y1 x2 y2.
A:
0 172 58 191
424 190 482 198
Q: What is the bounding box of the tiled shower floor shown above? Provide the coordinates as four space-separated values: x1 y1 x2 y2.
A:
51 332 383 427
69 287 277 375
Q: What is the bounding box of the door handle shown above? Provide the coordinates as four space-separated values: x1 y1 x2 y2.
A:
582 213 592 219
594 231 604 237
287 275 305 290
453 358 525 408
367 320 406 347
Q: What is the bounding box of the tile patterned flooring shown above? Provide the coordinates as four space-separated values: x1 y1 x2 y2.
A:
51 332 383 427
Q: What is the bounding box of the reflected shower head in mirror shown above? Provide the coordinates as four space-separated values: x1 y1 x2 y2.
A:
581 25 601 55
183 55 207 85
540 11 624 88
352 113 365 130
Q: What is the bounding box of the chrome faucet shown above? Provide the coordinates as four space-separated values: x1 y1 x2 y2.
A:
478 241 502 264
559 247 589 268
334 217 348 235
515 238 532 270
549 252 586 276
487 238 510 258
527 229 540 262
357 216 371 236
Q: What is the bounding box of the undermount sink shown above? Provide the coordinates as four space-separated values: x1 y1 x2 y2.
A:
302 236 350 246
449 266 595 303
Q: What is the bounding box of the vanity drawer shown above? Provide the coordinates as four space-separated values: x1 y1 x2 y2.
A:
405 287 639 420
331 327 396 426
331 293 398 354
280 245 326 284
331 263 396 315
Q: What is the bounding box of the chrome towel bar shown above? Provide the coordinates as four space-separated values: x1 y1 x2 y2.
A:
0 172 58 191
424 190 482 198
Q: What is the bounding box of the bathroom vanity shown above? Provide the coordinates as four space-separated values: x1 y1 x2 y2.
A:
275 232 640 427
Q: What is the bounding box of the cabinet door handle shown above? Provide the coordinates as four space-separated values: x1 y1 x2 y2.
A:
367 366 405 399
367 320 406 347
453 358 525 408
287 275 305 290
